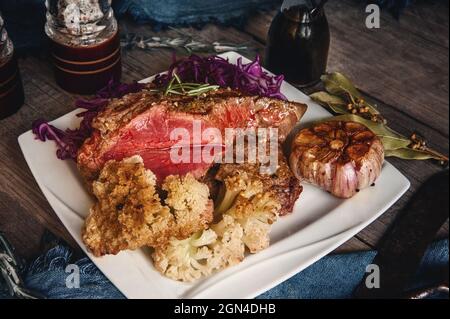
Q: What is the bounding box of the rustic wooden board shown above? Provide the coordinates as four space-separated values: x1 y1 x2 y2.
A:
0 0 447 262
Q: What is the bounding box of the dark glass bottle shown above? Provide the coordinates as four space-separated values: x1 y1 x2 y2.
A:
265 0 330 87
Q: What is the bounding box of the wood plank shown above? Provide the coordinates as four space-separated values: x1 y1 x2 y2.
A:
243 0 449 135
333 237 371 254
0 190 46 261
397 0 449 49
0 129 79 250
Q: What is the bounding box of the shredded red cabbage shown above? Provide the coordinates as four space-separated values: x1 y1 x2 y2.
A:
31 119 78 160
32 80 145 161
154 55 286 100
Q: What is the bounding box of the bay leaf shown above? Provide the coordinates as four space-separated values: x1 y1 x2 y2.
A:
321 72 362 99
328 114 403 138
309 91 347 114
378 136 411 151
385 148 440 160
324 114 411 151
321 73 380 115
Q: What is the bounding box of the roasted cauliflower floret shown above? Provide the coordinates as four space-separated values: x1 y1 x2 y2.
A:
214 171 264 215
152 215 244 282
214 164 282 253
152 229 218 282
226 192 280 253
216 151 302 216
82 156 175 257
83 157 216 257
209 215 245 268
163 174 213 239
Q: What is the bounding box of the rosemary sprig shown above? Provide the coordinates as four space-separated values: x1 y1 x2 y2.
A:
160 73 219 97
121 32 252 54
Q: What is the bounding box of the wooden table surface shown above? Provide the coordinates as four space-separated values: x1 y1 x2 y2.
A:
0 0 448 260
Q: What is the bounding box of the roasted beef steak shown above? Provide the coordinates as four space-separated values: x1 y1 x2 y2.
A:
77 86 307 186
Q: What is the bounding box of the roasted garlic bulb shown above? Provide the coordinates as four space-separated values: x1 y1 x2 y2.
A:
290 121 384 198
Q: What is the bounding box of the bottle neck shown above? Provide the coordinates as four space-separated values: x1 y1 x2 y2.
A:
45 0 118 47
281 0 312 12
281 0 326 23
281 0 326 24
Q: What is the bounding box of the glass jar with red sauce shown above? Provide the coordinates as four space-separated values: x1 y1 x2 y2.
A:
45 0 121 94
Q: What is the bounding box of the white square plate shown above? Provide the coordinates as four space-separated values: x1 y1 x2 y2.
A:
18 52 410 299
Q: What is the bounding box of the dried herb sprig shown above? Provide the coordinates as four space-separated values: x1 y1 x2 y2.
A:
155 73 220 97
310 72 448 164
121 33 252 54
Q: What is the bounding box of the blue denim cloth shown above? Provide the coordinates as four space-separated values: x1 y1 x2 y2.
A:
113 0 280 25
1 239 447 299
